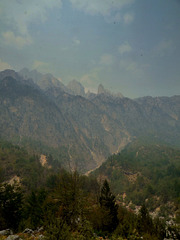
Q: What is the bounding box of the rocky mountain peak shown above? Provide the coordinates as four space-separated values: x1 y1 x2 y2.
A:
98 84 124 98
0 69 20 82
98 84 106 95
67 79 85 97
19 68 65 91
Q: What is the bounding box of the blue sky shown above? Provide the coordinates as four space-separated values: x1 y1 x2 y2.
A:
0 0 180 98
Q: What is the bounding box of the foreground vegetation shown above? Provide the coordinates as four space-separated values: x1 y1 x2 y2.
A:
1 174 178 239
0 140 180 239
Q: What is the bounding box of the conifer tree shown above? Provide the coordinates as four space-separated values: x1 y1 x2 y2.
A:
99 179 118 233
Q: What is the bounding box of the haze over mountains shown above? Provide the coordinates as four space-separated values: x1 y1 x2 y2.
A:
0 68 180 173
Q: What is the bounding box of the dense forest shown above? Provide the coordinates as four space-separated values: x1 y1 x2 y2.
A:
0 140 179 239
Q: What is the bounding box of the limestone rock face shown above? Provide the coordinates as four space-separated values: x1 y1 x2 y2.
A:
67 79 85 97
23 228 34 234
0 229 13 236
98 84 106 95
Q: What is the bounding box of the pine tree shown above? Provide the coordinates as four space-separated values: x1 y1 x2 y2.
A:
99 179 118 233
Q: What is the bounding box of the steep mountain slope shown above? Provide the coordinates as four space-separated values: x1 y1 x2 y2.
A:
135 96 180 145
0 72 96 171
92 94 180 145
45 85 130 168
0 74 71 146
0 69 180 173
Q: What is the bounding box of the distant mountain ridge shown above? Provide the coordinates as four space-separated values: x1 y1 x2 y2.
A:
19 68 124 99
0 68 180 172
19 68 66 92
98 83 124 98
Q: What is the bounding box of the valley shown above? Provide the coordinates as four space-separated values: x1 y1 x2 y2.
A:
0 69 180 239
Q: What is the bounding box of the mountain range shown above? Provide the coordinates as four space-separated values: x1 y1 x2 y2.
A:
0 68 179 173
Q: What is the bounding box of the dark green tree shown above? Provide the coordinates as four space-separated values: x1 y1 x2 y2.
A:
24 189 47 229
45 217 71 240
137 204 154 236
99 179 118 233
45 170 95 239
0 183 23 231
153 218 166 240
55 171 82 228
0 168 4 184
114 206 138 239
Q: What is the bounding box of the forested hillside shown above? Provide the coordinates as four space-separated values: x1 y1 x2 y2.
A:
0 141 179 239
93 140 180 221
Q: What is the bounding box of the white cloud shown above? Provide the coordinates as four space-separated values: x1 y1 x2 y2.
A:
2 31 32 48
0 59 12 71
0 0 62 47
118 42 132 55
100 54 113 65
81 74 97 93
80 67 102 92
120 59 138 72
119 59 149 81
73 38 80 46
154 40 174 57
123 13 134 24
70 0 135 17
1 0 62 35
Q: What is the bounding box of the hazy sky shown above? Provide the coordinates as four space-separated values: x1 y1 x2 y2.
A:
0 0 180 98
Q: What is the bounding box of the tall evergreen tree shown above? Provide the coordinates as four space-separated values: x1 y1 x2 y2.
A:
99 179 118 233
